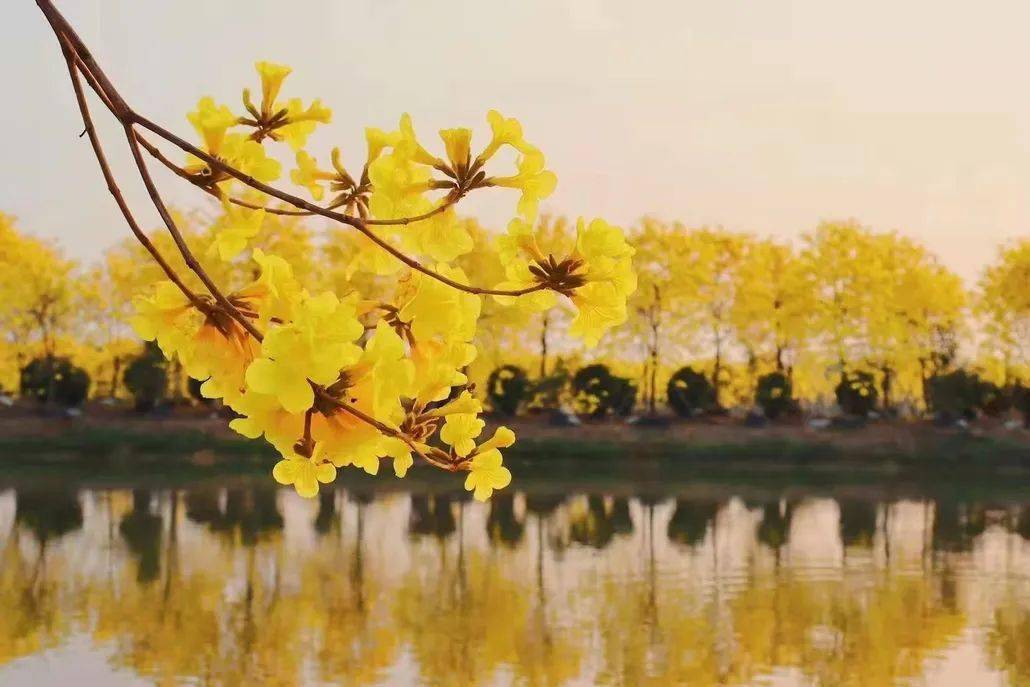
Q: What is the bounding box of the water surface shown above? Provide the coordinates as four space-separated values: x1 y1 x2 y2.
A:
1 467 1029 686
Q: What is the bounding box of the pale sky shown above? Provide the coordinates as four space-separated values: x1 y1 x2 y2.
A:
4 0 1030 283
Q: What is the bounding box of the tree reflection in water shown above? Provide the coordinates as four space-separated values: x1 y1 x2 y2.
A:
0 482 1029 686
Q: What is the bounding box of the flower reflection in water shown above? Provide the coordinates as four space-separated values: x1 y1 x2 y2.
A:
1 480 1029 686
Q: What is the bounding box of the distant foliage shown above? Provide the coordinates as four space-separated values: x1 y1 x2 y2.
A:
1014 383 1030 426
487 365 530 416
20 356 90 407
609 376 638 417
755 372 795 420
187 376 213 406
123 342 168 412
666 367 716 418
835 371 878 417
528 359 570 411
926 370 987 420
571 364 635 418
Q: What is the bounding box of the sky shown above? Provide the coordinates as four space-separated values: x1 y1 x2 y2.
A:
3 0 1030 283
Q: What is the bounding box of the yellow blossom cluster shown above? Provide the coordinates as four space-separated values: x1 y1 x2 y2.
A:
123 61 634 498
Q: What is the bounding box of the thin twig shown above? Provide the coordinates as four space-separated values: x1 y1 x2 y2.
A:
123 123 265 342
57 35 200 307
43 0 548 298
133 114 546 297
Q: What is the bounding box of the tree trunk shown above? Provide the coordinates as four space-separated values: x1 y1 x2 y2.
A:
648 314 660 415
712 329 723 408
110 355 122 399
539 312 549 379
881 364 893 411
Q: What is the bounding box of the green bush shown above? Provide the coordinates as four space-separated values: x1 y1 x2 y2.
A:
927 370 984 420
979 380 1009 417
486 365 530 416
571 364 635 418
1014 383 1030 427
123 342 168 412
666 367 716 418
610 376 638 417
835 371 878 417
755 371 795 420
20 356 90 407
187 376 215 406
528 359 570 411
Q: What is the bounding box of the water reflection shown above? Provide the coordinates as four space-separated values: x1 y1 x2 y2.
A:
1 479 1030 685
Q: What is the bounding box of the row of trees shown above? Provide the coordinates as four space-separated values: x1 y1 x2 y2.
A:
1 210 1027 419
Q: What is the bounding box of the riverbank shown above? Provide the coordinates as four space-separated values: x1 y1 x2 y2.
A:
0 413 1026 467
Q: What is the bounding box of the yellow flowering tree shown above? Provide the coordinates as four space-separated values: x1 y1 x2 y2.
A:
33 1 635 500
978 239 1030 385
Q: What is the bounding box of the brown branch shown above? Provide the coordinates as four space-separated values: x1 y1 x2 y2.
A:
36 0 513 477
57 36 200 307
323 392 459 472
364 201 453 226
132 115 546 297
123 123 265 342
41 0 549 299
226 195 316 216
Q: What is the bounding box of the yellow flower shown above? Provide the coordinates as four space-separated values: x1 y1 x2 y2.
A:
224 249 304 333
463 426 516 501
496 218 543 264
245 291 364 413
290 151 330 200
439 127 472 171
309 318 414 474
368 147 432 221
272 443 337 499
410 339 477 406
313 409 384 474
492 217 636 345
219 133 282 183
402 208 473 262
380 436 414 478
255 61 292 114
398 264 481 343
397 113 441 167
130 281 203 361
440 413 485 457
477 110 525 163
186 97 237 157
488 147 557 221
185 318 260 407
365 126 400 166
568 280 629 347
229 390 305 455
209 200 265 261
278 98 332 151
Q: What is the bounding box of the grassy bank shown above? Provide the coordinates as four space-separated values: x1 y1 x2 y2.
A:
0 416 1026 467
0 418 1027 501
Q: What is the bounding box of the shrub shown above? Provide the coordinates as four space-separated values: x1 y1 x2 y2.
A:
927 369 1014 420
610 376 638 417
187 376 214 406
666 367 716 418
570 364 634 418
486 365 530 416
979 380 1009 417
1014 383 1030 427
755 371 795 420
123 342 168 412
927 370 984 420
834 371 878 417
20 356 90 407
527 359 570 411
